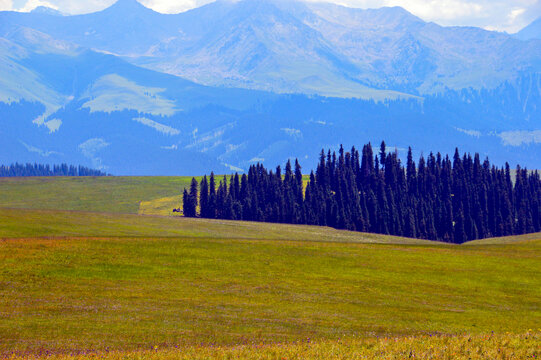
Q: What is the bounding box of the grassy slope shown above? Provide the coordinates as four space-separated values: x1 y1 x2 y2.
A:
0 208 540 355
0 207 431 244
0 177 540 358
465 231 541 245
17 333 541 359
0 176 309 216
0 177 194 214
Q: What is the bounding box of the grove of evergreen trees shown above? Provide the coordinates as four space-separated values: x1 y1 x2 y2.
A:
0 163 108 177
183 142 541 243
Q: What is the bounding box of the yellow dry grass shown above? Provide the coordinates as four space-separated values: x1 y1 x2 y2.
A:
138 196 183 216
7 332 540 359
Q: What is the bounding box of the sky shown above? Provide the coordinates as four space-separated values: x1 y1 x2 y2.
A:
0 0 539 33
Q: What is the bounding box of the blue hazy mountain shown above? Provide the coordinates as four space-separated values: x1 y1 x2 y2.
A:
0 0 540 174
2 0 540 96
515 17 541 41
0 27 275 174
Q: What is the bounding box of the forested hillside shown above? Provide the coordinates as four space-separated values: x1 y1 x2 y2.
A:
0 163 108 177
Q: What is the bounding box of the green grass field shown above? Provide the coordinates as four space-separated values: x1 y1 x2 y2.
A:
0 177 540 358
0 177 193 214
0 176 311 216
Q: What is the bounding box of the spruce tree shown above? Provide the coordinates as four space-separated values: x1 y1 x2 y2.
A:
209 172 217 219
182 189 192 217
189 178 198 216
200 176 209 218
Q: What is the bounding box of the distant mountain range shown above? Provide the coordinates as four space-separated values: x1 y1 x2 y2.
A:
0 0 540 174
515 17 541 41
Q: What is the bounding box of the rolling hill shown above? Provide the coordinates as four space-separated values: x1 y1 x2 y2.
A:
0 204 539 357
0 176 539 358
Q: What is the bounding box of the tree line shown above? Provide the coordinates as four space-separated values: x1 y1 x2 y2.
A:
0 163 108 177
183 142 541 243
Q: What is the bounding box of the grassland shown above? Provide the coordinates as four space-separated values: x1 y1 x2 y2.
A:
0 207 431 244
0 176 311 216
0 177 193 214
9 332 540 359
0 177 540 358
1 208 540 357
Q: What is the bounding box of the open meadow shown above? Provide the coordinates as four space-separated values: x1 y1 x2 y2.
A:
0 177 193 215
0 177 539 359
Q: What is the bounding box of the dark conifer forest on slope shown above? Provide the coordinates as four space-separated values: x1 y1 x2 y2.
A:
184 142 541 243
0 163 108 177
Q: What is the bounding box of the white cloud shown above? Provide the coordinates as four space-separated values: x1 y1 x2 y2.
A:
0 0 13 11
5 0 541 33
309 0 541 32
386 0 484 21
10 0 215 15
509 7 526 21
17 0 58 11
140 0 213 13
